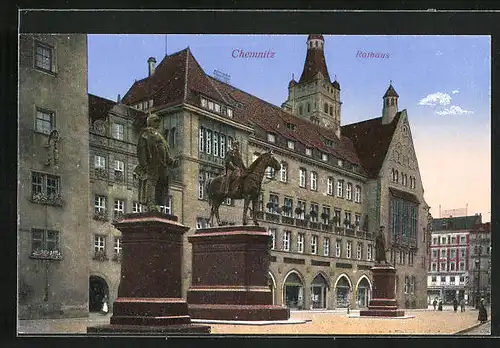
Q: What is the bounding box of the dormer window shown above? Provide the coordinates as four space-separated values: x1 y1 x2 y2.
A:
201 98 207 108
227 108 233 118
286 123 297 131
322 153 328 162
287 140 295 150
267 133 276 143
324 138 335 147
214 103 221 113
148 99 154 108
208 101 214 110
305 148 312 156
138 103 143 110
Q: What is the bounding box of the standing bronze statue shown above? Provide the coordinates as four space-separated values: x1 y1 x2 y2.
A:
134 113 179 212
206 148 281 226
375 226 388 264
223 140 246 196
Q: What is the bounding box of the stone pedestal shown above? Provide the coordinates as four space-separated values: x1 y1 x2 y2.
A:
187 226 290 321
360 265 405 317
87 212 210 334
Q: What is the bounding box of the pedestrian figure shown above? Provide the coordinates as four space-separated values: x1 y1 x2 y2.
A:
101 294 109 315
453 298 458 312
478 299 488 323
438 300 443 311
460 298 465 312
433 298 438 310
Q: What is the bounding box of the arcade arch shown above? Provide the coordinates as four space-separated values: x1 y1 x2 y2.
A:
283 270 305 309
355 275 372 308
334 274 352 308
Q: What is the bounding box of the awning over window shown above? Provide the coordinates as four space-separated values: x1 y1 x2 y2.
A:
389 188 420 204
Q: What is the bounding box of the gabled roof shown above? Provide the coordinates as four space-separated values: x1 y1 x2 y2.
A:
208 76 362 166
299 43 331 84
341 112 402 178
431 215 482 231
121 48 228 109
89 93 147 125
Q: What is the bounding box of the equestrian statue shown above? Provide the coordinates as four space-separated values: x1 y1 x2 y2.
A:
206 140 281 226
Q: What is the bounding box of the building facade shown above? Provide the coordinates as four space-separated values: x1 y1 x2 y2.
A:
469 221 491 306
18 34 90 319
119 34 429 310
426 215 481 305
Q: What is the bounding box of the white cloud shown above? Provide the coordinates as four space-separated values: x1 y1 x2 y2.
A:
452 89 459 94
436 50 443 56
418 92 452 106
435 105 474 116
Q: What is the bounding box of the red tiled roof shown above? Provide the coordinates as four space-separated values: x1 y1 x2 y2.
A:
299 45 331 84
208 76 362 166
121 48 228 109
341 113 402 178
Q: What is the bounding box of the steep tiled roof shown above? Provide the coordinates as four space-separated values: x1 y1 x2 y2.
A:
299 44 331 84
121 48 228 109
88 94 116 122
208 76 362 166
431 215 482 231
341 113 402 178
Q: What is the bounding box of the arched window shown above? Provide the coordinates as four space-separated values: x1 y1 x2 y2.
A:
324 103 328 113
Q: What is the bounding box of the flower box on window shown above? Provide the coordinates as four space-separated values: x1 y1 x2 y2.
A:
31 192 63 207
93 250 108 261
30 249 63 261
113 212 125 222
93 210 109 221
95 168 108 178
112 253 122 262
114 171 124 182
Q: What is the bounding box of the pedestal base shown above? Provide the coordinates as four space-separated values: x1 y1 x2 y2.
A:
187 226 290 321
188 304 290 321
87 213 210 334
359 265 405 318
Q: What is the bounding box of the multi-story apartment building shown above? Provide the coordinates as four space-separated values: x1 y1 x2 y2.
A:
469 221 491 306
18 34 90 319
119 34 429 310
427 214 481 304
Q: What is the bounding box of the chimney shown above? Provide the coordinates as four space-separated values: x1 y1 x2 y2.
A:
147 57 157 76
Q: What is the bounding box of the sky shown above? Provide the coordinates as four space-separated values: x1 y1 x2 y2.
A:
88 34 491 222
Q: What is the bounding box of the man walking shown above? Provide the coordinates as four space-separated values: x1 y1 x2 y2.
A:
433 298 438 310
460 298 466 312
453 298 458 312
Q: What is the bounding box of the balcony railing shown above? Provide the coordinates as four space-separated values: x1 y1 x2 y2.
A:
113 212 125 222
95 167 108 178
334 226 344 235
295 219 308 228
265 213 280 223
309 221 320 230
282 216 295 225
31 192 63 207
93 210 109 221
321 224 333 232
93 250 108 261
30 249 63 261
112 253 122 262
254 211 264 220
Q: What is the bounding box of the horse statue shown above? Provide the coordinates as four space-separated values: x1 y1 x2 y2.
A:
206 150 281 226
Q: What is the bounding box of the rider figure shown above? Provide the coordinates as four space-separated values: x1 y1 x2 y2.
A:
224 139 246 196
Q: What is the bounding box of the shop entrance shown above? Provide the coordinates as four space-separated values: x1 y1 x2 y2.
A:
335 276 351 308
89 275 109 312
284 272 304 309
311 274 328 309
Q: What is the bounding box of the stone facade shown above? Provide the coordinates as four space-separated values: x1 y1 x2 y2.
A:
18 34 90 319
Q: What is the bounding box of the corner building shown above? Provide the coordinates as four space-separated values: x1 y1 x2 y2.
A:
118 35 429 310
18 34 90 319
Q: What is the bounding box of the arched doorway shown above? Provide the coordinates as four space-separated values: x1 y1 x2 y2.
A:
268 272 276 305
311 273 329 309
89 275 109 312
356 277 371 308
283 271 304 310
335 275 351 308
